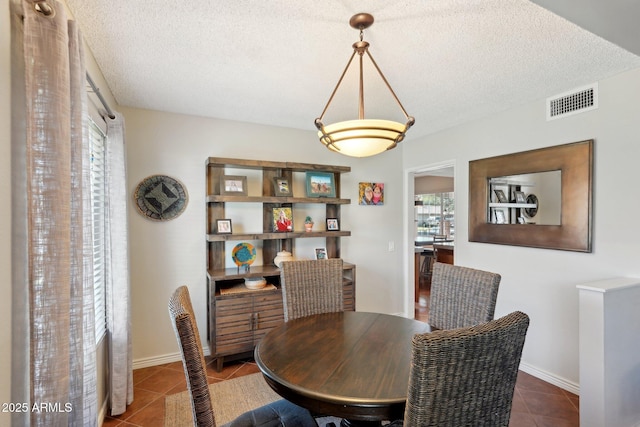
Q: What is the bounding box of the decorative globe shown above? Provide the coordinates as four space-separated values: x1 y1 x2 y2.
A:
231 243 256 267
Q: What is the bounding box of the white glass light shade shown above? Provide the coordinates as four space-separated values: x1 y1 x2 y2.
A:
317 119 408 158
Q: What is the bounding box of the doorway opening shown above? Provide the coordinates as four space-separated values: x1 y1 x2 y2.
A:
408 163 455 320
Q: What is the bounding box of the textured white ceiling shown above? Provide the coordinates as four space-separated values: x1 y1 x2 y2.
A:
65 0 640 140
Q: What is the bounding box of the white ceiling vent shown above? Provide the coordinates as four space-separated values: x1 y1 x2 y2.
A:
547 83 598 120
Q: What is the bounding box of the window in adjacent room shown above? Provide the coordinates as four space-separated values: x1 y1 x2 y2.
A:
415 192 455 240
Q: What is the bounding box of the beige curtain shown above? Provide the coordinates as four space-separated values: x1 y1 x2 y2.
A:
105 113 134 416
11 0 98 424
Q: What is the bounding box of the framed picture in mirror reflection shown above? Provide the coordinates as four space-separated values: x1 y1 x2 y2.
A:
494 209 507 224
494 189 507 203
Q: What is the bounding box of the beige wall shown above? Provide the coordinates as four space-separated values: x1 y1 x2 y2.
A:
403 66 640 391
1 0 12 424
122 107 405 364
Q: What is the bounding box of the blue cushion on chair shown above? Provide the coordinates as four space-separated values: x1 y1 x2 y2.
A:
225 399 318 427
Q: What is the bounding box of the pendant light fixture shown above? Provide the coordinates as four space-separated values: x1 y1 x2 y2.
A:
315 13 415 158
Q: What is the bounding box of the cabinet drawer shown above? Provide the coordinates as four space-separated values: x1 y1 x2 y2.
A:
254 314 284 340
215 297 253 338
343 282 355 311
252 291 283 306
216 294 253 313
216 313 253 336
215 331 253 356
344 299 355 312
215 305 253 355
254 312 284 332
253 293 284 331
254 306 284 343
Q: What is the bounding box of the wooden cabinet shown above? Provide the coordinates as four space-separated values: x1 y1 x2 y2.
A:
206 158 355 370
433 243 454 265
209 283 283 371
342 264 356 311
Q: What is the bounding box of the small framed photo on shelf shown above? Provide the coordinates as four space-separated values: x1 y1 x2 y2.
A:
273 177 292 197
220 175 248 196
216 219 232 234
326 218 340 231
514 191 526 203
494 209 507 224
494 189 507 203
305 172 336 198
314 247 328 260
272 207 293 232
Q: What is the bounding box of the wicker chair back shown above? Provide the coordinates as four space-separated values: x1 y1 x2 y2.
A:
404 311 530 427
280 259 344 322
429 262 501 330
169 286 216 427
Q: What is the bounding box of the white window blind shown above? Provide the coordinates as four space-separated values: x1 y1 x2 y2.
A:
89 118 107 342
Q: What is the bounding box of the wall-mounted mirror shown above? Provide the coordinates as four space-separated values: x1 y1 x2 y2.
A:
469 140 593 252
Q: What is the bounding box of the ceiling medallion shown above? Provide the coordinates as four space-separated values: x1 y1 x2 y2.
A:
315 13 415 158
134 175 188 221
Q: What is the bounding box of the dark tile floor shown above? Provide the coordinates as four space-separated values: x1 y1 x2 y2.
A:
104 286 579 426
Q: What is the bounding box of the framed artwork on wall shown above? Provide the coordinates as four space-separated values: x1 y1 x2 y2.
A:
134 174 188 221
359 182 384 205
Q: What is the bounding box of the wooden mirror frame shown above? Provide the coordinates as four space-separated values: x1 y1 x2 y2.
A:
469 140 593 252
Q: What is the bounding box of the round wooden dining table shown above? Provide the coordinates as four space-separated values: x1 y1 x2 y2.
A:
254 311 431 426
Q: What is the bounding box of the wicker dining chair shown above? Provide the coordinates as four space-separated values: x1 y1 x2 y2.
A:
400 311 530 427
280 259 344 322
428 262 501 330
168 286 317 427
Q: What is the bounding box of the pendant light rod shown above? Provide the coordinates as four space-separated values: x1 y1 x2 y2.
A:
363 49 413 121
358 47 365 119
316 50 358 122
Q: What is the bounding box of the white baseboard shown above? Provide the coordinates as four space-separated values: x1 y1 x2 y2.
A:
519 361 580 395
132 345 212 370
97 398 108 426
132 352 182 370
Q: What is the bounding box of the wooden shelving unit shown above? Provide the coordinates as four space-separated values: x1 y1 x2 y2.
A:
205 157 355 370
